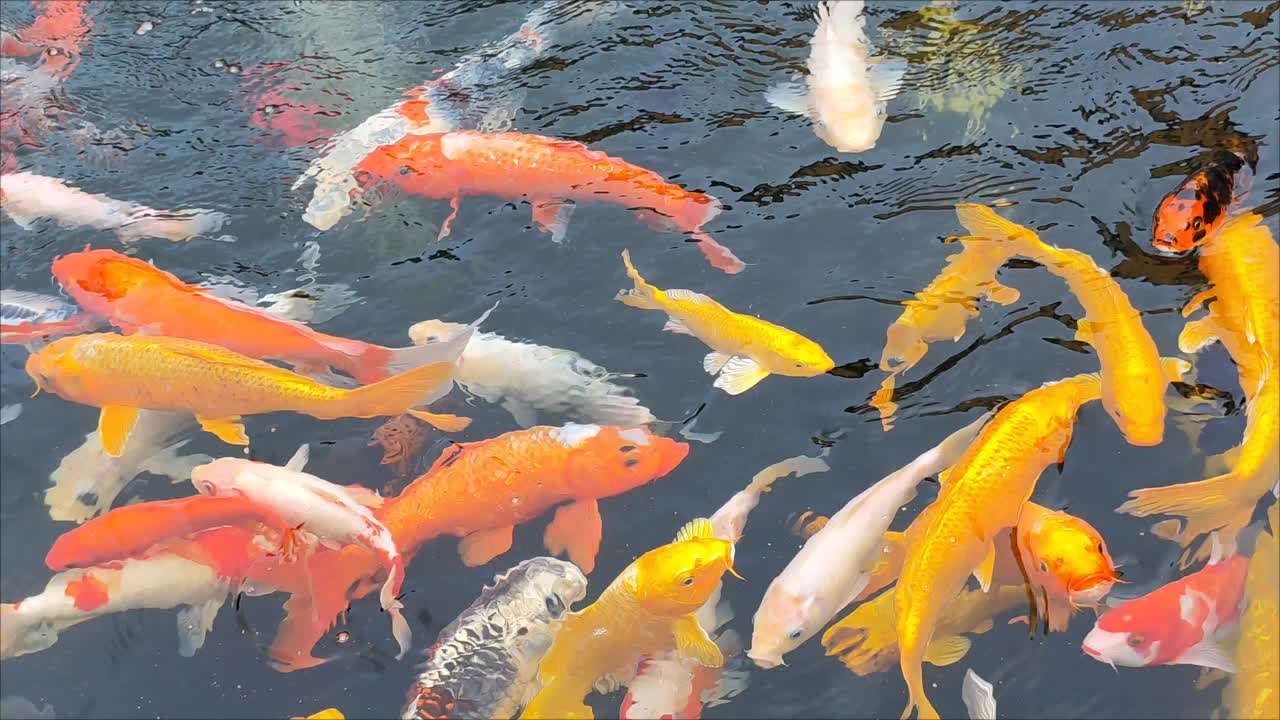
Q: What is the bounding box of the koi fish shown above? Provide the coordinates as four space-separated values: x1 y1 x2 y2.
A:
0 0 92 67
403 557 588 720
192 445 411 659
369 414 429 479
1119 213 1279 560
25 333 471 456
291 711 344 720
748 413 989 669
1082 537 1247 672
616 249 834 394
1012 503 1120 631
356 133 744 274
408 318 656 427
45 410 210 523
0 172 228 243
765 1 906 153
520 518 740 719
1224 504 1279 719
45 494 290 571
51 248 476 385
956 203 1187 446
1152 150 1254 253
870 235 1021 430
0 527 263 660
1 289 99 344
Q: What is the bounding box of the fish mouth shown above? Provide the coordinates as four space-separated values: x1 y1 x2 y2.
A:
746 650 783 670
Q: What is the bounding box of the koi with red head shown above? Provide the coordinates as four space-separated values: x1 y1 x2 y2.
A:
1152 150 1254 253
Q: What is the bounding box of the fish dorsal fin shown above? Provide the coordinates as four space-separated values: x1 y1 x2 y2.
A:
675 517 715 543
664 289 718 306
973 541 997 592
286 444 310 472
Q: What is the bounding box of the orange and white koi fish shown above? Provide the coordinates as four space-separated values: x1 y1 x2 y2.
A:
1224 504 1279 719
1 289 98 344
1119 213 1279 559
0 171 227 242
956 204 1186 446
870 236 1021 429
617 250 834 394
356 133 745 274
52 249 477 385
520 518 739 719
25 333 470 456
765 1 906 153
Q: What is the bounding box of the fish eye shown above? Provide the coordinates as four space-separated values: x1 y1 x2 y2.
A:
545 593 565 617
398 165 412 176
425 335 440 343
46 47 61 56
681 576 695 587
1039 561 1049 573
1192 217 1203 229
1127 634 1144 647
787 628 803 640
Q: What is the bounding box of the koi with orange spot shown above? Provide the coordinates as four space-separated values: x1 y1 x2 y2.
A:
1152 150 1254 254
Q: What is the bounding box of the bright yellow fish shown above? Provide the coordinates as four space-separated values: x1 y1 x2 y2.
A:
616 250 834 394
290 710 344 720
1224 503 1278 720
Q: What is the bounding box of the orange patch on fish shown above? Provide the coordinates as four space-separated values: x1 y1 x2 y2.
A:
64 572 110 611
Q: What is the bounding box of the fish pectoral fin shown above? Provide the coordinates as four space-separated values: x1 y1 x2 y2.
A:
1204 446 1241 477
176 592 228 657
868 57 909 106
1182 288 1217 318
1073 319 1095 345
703 351 732 374
406 410 472 432
500 397 539 428
763 80 811 117
531 199 576 244
1044 597 1072 633
98 405 141 457
923 634 971 667
673 614 724 668
984 281 1021 306
196 415 249 446
1161 357 1192 383
973 541 997 593
1177 638 1237 673
663 317 695 336
713 357 769 395
543 499 603 574
457 525 514 567
1178 317 1222 354
971 618 995 634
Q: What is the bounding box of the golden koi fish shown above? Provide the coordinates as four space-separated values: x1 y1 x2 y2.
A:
26 333 468 455
1223 503 1278 720
956 204 1186 446
616 250 834 395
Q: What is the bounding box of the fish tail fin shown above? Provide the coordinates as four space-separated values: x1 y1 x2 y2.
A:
379 558 411 660
871 375 899 432
355 304 492 385
335 361 461 421
691 229 747 274
899 655 940 720
1117 472 1254 566
115 209 228 243
615 249 662 310
268 550 380 671
818 0 867 48
821 591 898 676
954 204 1039 249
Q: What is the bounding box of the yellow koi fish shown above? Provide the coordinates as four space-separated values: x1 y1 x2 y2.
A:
520 518 740 719
955 204 1185 446
871 236 1021 429
616 250 834 394
1119 213 1279 560
1224 503 1278 720
26 333 468 456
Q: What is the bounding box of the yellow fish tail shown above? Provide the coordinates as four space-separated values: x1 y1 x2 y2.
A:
330 361 460 422
899 654 940 720
1117 472 1254 566
954 204 1040 249
615 249 662 310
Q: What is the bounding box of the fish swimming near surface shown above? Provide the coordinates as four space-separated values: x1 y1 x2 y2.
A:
616 250 834 394
402 557 589 720
956 203 1187 447
765 1 906 153
0 171 227 243
1081 536 1247 673
1 289 99 344
1119 212 1279 562
24 332 472 456
291 711 344 720
520 518 740 719
1151 149 1255 254
407 317 656 427
51 248 477 385
356 133 745 273
1223 504 1279 719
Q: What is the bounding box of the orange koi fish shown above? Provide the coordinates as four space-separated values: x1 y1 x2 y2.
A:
870 234 1021 429
355 131 746 273
956 204 1187 446
1119 212 1279 561
1152 150 1254 253
51 248 475 385
25 333 470 456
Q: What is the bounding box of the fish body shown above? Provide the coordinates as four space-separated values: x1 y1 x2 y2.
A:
1224 505 1279 719
870 235 1021 429
407 319 655 427
956 204 1183 446
520 519 738 720
0 171 227 243
616 250 833 394
191 448 412 659
0 289 98 344
25 333 469 455
1082 544 1248 672
748 414 988 668
356 133 743 273
50 249 473 384
1152 150 1254 253
402 557 588 720
895 372 1105 719
765 1 906 153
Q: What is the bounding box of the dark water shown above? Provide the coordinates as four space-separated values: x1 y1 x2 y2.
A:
1 1 1278 718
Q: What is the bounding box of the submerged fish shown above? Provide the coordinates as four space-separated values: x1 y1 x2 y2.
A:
403 557 588 720
1152 150 1254 254
765 1 906 153
356 133 744 273
520 519 740 719
616 250 834 395
0 289 99 344
1012 503 1120 631
960 669 996 720
1223 504 1279 719
25 333 471 455
0 171 227 243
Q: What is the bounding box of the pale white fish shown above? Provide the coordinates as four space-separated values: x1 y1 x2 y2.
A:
190 446 410 659
962 668 997 720
765 0 906 153
0 554 236 660
748 411 992 669
0 404 21 426
1 290 80 326
408 319 655 427
45 410 209 523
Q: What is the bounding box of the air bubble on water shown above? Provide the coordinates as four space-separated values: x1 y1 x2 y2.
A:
263 105 277 115
135 21 154 36
228 63 242 75
336 631 351 644
213 59 225 69
949 536 956 544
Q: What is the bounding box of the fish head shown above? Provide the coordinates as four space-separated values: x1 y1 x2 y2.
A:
1082 610 1162 668
769 335 836 378
1151 182 1214 253
747 587 825 669
24 334 84 395
51 249 158 311
503 557 590 664
631 536 736 616
190 458 253 497
354 135 442 192
564 425 689 497
1020 509 1118 606
1105 383 1165 447
407 318 467 346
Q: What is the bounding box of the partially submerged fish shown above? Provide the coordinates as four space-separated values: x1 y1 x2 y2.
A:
616 250 834 394
1012 503 1120 631
1 289 99 344
1152 150 1254 253
402 557 588 720
1223 504 1279 719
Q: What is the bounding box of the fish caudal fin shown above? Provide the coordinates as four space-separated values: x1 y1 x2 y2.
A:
333 361 460 421
954 204 1038 247
900 655 941 720
615 249 662 310
115 210 228 243
692 229 746 274
1117 472 1254 566
379 559 411 660
358 303 492 386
